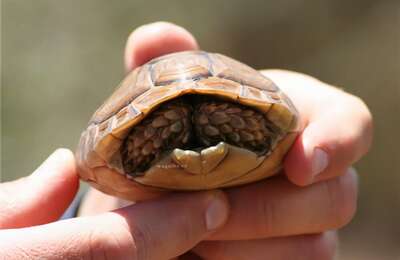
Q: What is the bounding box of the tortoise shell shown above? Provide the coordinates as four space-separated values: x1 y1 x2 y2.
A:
76 51 299 201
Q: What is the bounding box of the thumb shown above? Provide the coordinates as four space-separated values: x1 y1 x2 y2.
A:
0 149 79 228
0 191 229 260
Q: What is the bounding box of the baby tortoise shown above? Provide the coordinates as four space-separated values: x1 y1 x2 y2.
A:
76 51 299 200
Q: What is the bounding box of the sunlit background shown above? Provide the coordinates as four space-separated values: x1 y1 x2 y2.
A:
2 1 399 259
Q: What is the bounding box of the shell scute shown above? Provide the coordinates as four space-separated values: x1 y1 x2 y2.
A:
237 85 272 113
193 77 240 99
111 104 143 139
132 85 181 113
210 53 279 92
150 51 212 86
90 67 151 124
266 103 294 132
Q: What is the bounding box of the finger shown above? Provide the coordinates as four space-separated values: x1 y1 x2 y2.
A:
0 191 229 260
78 188 133 216
0 149 79 229
193 231 337 260
125 21 198 71
262 70 373 185
208 168 357 240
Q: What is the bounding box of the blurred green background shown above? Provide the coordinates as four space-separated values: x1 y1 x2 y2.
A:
2 0 399 259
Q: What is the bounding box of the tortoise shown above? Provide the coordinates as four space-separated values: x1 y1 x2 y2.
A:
76 51 299 201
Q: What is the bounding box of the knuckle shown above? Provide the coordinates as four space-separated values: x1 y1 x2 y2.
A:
324 172 358 228
85 229 109 260
84 215 138 260
355 97 374 154
343 95 374 156
129 219 153 260
346 94 371 119
180 219 196 244
258 198 280 236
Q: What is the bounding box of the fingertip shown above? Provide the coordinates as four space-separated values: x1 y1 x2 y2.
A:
285 102 372 186
55 147 76 163
283 132 314 186
31 148 78 185
54 148 78 181
0 149 79 228
125 21 198 71
309 231 338 260
324 231 339 258
336 167 359 225
284 123 333 186
31 148 79 215
346 167 358 181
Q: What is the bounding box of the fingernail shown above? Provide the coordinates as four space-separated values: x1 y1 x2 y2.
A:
205 193 229 231
311 148 329 178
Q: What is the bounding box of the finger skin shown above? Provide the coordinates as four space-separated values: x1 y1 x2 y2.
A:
0 191 229 260
0 149 79 229
194 232 337 260
125 22 198 71
263 70 373 185
208 168 357 240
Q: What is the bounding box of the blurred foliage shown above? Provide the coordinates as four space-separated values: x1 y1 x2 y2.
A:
2 0 399 259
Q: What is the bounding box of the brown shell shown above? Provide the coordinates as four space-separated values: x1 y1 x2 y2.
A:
76 51 299 201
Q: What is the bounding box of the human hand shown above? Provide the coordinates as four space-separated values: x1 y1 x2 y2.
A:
116 22 371 259
0 149 229 259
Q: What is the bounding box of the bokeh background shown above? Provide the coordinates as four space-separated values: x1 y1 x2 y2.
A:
2 0 399 259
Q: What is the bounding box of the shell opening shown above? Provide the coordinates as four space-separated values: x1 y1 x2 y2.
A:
120 95 281 176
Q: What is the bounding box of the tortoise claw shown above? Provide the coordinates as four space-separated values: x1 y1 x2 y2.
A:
200 142 228 174
171 142 228 175
172 149 202 174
